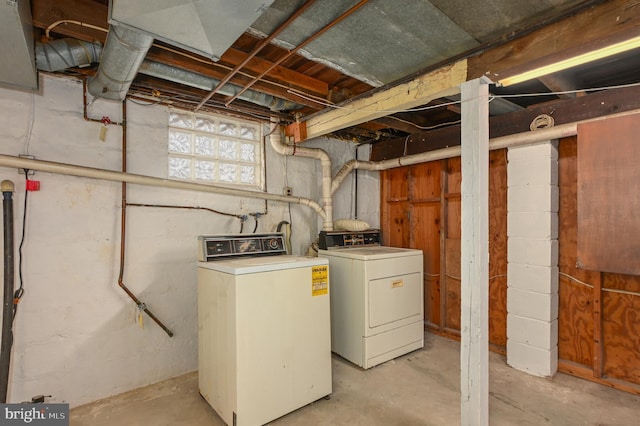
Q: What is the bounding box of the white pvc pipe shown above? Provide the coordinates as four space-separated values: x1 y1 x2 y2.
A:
331 108 640 194
0 154 326 219
270 119 333 231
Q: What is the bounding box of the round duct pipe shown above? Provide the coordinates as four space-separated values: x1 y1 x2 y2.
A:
88 26 154 101
35 38 103 72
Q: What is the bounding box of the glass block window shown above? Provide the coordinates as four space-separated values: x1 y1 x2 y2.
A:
168 110 263 190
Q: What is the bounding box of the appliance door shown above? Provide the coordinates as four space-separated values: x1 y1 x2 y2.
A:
368 272 422 329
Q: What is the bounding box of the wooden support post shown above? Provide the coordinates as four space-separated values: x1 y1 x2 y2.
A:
460 77 491 426
439 159 448 331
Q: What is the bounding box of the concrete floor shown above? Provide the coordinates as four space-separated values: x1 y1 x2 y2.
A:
71 333 640 425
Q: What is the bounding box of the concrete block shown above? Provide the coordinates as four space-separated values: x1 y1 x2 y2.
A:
507 184 559 213
507 211 558 239
508 264 558 293
507 156 558 187
508 238 558 267
507 141 559 163
507 287 558 321
507 340 558 377
507 314 558 350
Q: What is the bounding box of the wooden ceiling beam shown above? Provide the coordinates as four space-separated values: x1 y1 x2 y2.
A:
469 0 640 82
302 60 468 140
144 49 319 110
32 0 331 108
221 48 328 97
370 84 640 161
303 0 640 141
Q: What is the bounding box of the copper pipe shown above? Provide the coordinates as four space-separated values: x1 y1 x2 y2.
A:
117 101 174 338
193 0 318 112
225 0 370 107
82 78 123 126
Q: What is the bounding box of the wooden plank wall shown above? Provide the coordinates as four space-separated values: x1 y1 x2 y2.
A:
381 140 640 392
558 137 640 393
380 150 507 351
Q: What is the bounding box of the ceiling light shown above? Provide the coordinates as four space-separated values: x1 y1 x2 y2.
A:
497 36 640 87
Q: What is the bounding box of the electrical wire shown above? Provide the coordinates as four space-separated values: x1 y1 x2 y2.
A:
13 173 29 320
125 203 248 233
24 91 36 155
389 116 461 130
559 272 640 297
492 81 640 99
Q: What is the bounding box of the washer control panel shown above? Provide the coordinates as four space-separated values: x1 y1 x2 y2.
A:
198 233 286 261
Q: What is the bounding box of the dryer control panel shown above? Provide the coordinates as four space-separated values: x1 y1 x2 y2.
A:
198 233 286 261
318 230 381 250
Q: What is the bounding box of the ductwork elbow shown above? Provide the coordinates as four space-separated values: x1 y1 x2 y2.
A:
88 26 154 101
35 39 102 72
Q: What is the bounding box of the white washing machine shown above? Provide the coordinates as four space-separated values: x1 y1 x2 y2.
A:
197 233 331 426
318 230 423 369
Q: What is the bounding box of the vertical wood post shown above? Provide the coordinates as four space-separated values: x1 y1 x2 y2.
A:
440 160 448 330
460 77 491 426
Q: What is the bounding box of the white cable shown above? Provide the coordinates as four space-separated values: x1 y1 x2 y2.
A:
24 90 36 155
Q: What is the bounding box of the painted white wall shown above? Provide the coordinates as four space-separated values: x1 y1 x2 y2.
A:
0 74 379 407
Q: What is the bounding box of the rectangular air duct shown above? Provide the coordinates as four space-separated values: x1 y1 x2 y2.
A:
0 0 37 89
109 0 275 61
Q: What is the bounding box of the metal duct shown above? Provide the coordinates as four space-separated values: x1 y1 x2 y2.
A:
139 61 302 111
0 0 37 89
109 0 275 60
88 26 154 101
35 39 102 72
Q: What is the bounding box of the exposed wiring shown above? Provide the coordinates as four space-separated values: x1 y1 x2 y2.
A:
559 272 640 297
530 114 555 130
402 134 410 156
290 80 640 118
559 271 593 288
603 287 640 297
493 81 640 99
288 89 495 114
42 18 640 118
13 173 29 320
24 91 36 155
45 20 108 38
126 97 166 107
389 116 461 130
444 273 507 281
125 203 248 233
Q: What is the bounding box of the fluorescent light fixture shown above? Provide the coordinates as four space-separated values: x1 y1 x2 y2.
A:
497 36 640 87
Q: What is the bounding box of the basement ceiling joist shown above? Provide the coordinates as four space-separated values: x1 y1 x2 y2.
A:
25 0 640 146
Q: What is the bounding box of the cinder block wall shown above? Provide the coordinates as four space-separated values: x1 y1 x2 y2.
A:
506 141 559 376
0 75 371 406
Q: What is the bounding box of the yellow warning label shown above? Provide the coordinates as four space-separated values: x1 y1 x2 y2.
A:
392 280 403 288
312 265 328 296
